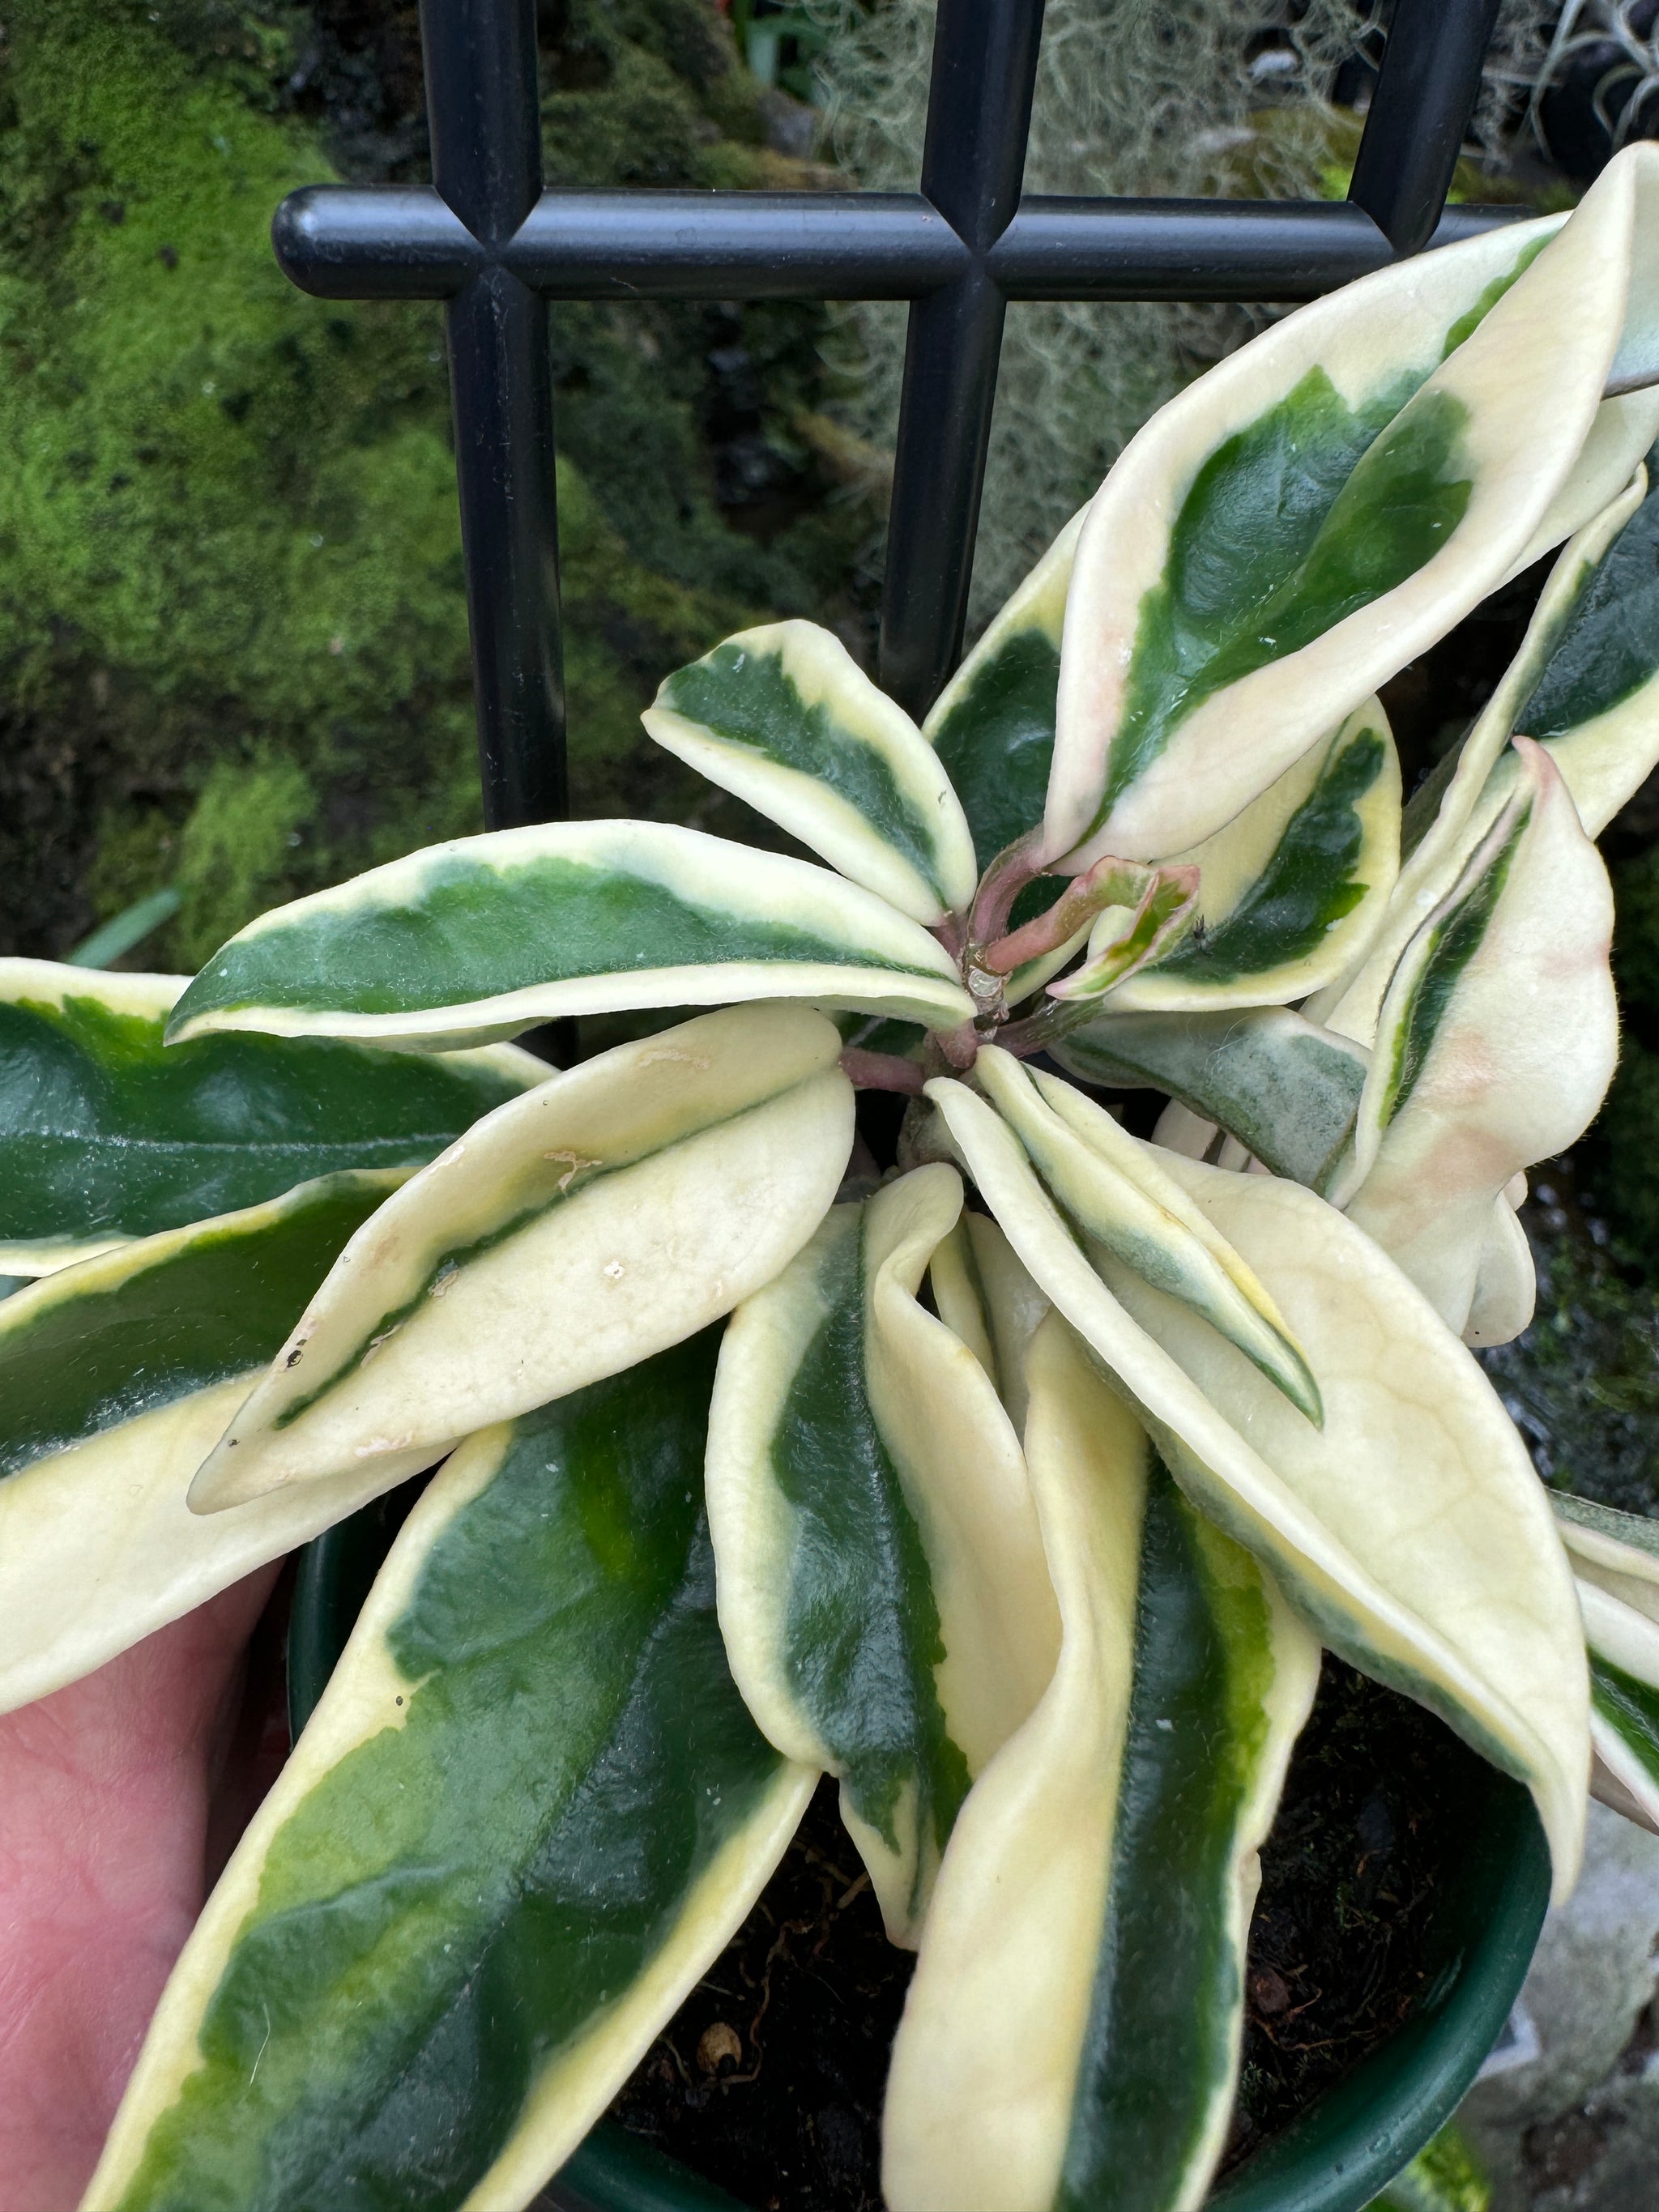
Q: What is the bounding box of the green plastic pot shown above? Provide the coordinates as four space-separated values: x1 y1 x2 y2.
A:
287 1510 1549 2212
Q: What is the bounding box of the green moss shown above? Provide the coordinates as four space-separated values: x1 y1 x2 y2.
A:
1481 1176 1659 1520
0 0 855 966
173 752 314 968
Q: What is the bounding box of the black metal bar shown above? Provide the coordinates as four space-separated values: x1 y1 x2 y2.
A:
508 191 966 297
988 197 1525 298
1349 0 1507 254
271 0 1520 796
880 0 1047 719
275 186 1525 307
420 0 566 830
274 187 480 297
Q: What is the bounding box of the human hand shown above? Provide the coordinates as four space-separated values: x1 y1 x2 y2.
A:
0 1568 283 2212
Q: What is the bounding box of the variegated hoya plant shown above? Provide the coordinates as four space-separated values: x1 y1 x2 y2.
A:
16 140 1659 2212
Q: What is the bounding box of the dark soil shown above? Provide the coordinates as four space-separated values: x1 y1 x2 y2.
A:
1225 1658 1481 2172
608 1659 1478 2210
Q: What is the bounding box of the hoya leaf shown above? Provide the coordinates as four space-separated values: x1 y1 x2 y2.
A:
1462 1193 1536 1350
883 1316 1319 2212
1314 467 1653 1046
83 1334 817 2212
0 1172 416 1715
924 1080 1589 1897
975 1048 1320 1422
187 1004 853 1512
642 620 979 924
923 508 1086 873
706 1165 1058 1943
1102 701 1401 1014
0 959 545 1274
1054 1005 1368 1194
1042 866 1200 1005
165 820 975 1051
1047 148 1659 872
1338 741 1617 1334
1551 1496 1659 1835
927 1208 1051 1438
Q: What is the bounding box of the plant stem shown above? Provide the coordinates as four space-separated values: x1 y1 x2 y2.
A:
839 1048 927 1095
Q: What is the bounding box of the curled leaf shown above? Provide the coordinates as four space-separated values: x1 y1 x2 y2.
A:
0 1173 412 1714
1047 150 1659 872
973 1047 1321 1423
1338 739 1617 1334
924 1079 1589 1899
706 1165 1058 1942
85 1335 815 2212
189 1005 854 1511
166 820 975 1051
644 620 979 924
883 1316 1318 2212
1054 1004 1368 1194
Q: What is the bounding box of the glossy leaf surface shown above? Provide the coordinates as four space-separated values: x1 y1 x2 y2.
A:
0 960 543 1272
0 1172 412 1712
923 510 1085 872
1054 1006 1367 1193
167 820 975 1051
1554 1495 1659 1832
86 1334 816 2212
644 620 978 923
706 1165 1057 1942
1315 467 1655 1046
190 1004 854 1511
884 1317 1318 2212
1104 701 1400 1013
1340 742 1617 1333
974 1048 1320 1421
925 1080 1589 1895
1047 148 1659 870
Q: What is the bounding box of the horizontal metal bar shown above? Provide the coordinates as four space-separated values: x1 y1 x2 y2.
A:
273 184 1531 307
989 197 1526 301
274 186 482 296
505 190 968 298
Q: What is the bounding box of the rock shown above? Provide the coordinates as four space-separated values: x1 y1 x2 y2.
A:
1460 1802 1659 2207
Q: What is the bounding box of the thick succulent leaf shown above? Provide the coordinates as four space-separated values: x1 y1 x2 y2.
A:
1046 146 1659 872
924 1079 1589 1895
0 1172 417 1714
1338 742 1617 1333
1462 1191 1536 1349
923 508 1087 872
883 1316 1319 2212
83 1333 817 2212
975 1047 1320 1421
189 1004 854 1511
1055 1005 1368 1193
1102 701 1400 1013
0 959 545 1274
1315 467 1656 1046
705 1165 1058 1943
1043 866 1200 1004
1551 1496 1659 1834
165 820 975 1051
928 1208 1051 1438
642 620 979 924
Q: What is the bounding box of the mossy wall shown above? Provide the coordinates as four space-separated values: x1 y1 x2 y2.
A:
0 0 854 965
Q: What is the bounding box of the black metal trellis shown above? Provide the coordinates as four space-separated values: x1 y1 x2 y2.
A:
272 0 1517 833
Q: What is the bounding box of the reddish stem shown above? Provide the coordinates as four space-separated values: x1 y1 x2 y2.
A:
839 1048 927 1095
967 829 1047 951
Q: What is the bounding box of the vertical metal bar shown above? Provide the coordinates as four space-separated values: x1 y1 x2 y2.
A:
877 0 1047 719
420 0 567 829
1348 0 1505 256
